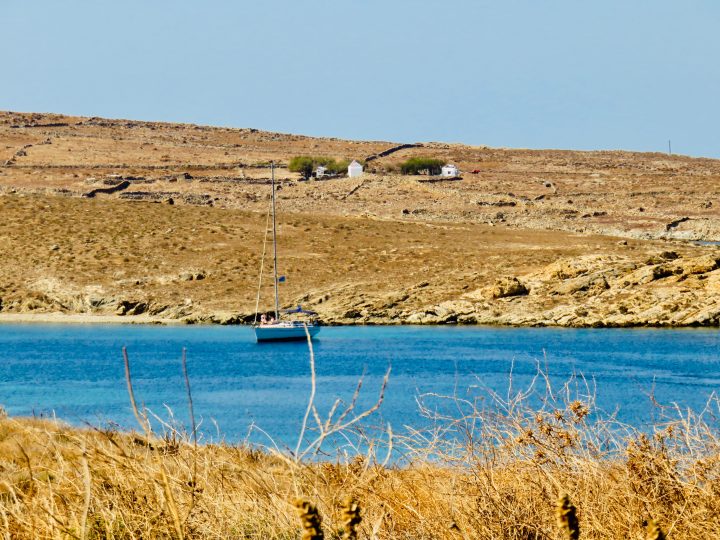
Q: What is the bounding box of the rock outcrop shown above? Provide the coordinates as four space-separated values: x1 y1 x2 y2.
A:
315 251 720 328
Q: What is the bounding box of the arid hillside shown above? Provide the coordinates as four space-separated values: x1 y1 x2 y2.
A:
1 111 719 326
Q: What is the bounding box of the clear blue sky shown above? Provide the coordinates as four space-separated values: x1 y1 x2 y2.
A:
2 1 719 157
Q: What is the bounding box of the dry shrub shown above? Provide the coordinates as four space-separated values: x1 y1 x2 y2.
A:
2 354 720 538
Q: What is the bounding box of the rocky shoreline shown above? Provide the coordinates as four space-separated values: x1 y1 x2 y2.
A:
395 252 720 328
3 249 719 329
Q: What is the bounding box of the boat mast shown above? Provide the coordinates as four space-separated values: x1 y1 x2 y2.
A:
271 162 280 320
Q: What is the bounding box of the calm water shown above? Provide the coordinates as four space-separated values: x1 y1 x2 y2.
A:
1 324 719 449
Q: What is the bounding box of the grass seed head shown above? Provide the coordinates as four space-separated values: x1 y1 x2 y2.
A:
294 498 324 540
569 400 590 422
556 494 580 540
645 518 666 540
340 496 361 540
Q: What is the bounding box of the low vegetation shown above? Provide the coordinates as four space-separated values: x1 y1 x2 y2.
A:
399 157 444 175
1 350 719 539
288 156 351 179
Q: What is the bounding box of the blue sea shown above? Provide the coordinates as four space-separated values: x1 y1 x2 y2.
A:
1 324 719 450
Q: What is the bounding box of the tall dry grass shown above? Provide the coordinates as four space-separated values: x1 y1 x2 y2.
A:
1 342 720 538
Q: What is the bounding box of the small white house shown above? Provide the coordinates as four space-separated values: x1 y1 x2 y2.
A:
441 164 459 177
348 160 363 178
315 165 327 178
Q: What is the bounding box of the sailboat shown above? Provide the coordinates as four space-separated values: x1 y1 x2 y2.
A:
253 163 321 342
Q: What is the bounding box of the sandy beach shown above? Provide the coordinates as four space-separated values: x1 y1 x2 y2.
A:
0 312 179 325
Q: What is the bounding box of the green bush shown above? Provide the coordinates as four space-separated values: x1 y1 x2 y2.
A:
288 156 316 179
399 157 444 175
288 156 353 179
315 157 351 174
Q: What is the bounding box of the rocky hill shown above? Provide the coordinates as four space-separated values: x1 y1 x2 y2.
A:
1 111 719 326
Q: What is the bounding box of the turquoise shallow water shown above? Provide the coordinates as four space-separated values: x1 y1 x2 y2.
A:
0 324 719 448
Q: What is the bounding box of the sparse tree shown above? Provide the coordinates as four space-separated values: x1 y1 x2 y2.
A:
289 156 353 179
399 157 444 175
288 156 316 179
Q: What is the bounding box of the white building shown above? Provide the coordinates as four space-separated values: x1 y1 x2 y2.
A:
348 160 363 178
441 164 459 177
315 165 327 178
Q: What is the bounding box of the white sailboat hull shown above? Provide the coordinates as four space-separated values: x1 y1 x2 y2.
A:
252 163 322 344
254 322 320 342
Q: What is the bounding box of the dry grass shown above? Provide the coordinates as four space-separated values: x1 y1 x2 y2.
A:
0 192 672 322
4 109 720 244
2 348 720 539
